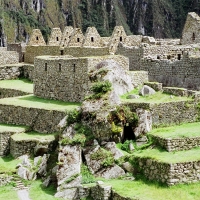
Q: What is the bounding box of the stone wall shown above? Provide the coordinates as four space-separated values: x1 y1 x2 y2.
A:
7 43 23 62
24 46 61 64
0 51 19 65
20 64 34 81
34 55 128 102
68 28 85 47
140 53 200 90
0 132 14 156
181 12 200 45
0 88 30 98
0 104 66 133
129 71 148 87
10 136 55 158
60 26 74 47
64 47 109 57
48 28 62 46
150 135 200 152
34 55 89 102
0 175 13 186
135 157 200 185
83 27 102 47
27 29 46 46
116 45 143 70
0 65 20 80
124 100 198 127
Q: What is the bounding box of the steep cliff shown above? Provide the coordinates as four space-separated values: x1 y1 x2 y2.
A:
0 0 200 46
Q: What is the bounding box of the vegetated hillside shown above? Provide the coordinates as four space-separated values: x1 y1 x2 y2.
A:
0 0 200 45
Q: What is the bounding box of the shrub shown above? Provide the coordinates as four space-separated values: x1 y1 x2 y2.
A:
91 80 112 94
67 109 81 125
81 164 95 184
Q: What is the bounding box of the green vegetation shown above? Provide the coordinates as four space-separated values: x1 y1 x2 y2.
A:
61 134 86 146
0 155 21 174
0 124 28 133
121 89 192 103
11 132 57 141
66 109 82 125
133 147 200 163
0 185 18 200
81 164 95 184
149 122 200 138
104 179 200 200
91 148 114 167
86 80 112 99
0 78 33 93
0 95 81 111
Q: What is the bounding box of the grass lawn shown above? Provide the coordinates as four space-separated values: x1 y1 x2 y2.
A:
149 122 200 138
104 179 200 200
121 88 192 103
11 132 57 142
0 95 81 111
0 155 21 173
0 124 28 133
0 78 33 93
0 185 19 200
133 147 200 163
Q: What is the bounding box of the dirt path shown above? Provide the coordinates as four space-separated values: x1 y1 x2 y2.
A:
17 189 31 200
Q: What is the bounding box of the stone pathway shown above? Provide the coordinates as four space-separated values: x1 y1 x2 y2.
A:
14 180 31 200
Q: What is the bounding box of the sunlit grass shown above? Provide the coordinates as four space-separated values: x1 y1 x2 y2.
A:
0 95 81 111
149 122 200 138
0 124 28 133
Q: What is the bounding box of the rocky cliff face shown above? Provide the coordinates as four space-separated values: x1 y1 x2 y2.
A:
0 0 199 46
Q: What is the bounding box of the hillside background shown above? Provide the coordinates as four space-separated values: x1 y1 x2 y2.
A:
0 0 200 46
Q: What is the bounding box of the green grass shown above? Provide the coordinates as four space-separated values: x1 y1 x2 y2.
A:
0 155 21 173
11 132 57 141
0 95 81 111
104 179 200 200
0 124 28 133
149 122 200 138
29 180 60 200
133 147 200 163
0 78 33 93
0 185 19 199
121 89 192 103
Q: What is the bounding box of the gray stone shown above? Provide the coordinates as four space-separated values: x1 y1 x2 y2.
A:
103 142 124 160
126 94 140 99
43 176 51 187
122 162 135 173
139 85 156 96
55 188 79 200
95 165 125 179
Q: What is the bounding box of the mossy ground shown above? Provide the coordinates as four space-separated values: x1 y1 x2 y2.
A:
0 78 33 93
121 88 192 103
11 132 58 141
0 124 28 133
0 95 81 111
149 122 200 138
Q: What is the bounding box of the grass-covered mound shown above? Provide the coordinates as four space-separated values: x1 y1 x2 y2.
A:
104 179 200 200
133 147 200 163
121 88 192 103
149 122 200 138
0 95 81 111
0 79 33 93
0 124 28 133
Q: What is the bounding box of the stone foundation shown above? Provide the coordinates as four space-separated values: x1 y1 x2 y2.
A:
150 135 200 152
0 88 31 98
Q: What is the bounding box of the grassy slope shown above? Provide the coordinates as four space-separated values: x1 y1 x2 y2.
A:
133 147 200 163
105 179 200 200
121 89 192 103
0 79 33 93
0 124 28 133
0 95 81 111
12 132 57 141
149 122 200 138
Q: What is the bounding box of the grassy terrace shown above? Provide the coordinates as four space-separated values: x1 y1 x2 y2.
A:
11 132 57 141
149 122 200 138
133 147 200 163
104 179 200 200
0 95 81 111
0 124 28 133
121 89 192 103
0 79 33 93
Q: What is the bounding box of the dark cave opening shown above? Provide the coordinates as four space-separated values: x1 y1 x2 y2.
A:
123 126 135 142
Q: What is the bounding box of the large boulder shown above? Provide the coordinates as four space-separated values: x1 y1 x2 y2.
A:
139 85 156 96
90 59 134 96
134 108 152 138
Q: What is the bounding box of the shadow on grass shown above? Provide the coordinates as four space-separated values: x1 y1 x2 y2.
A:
39 183 57 196
19 95 81 106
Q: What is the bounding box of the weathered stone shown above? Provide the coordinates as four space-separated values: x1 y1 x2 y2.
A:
126 94 140 99
122 162 135 173
139 85 156 96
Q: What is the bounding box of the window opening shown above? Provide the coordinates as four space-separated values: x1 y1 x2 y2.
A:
192 33 195 41
73 64 76 72
36 36 39 41
56 37 59 41
59 63 61 72
77 38 80 42
60 50 64 55
45 63 47 71
178 54 181 60
91 37 94 42
120 36 123 42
